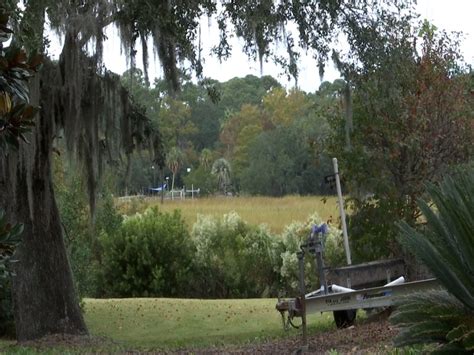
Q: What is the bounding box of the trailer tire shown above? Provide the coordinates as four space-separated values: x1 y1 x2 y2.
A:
333 309 357 328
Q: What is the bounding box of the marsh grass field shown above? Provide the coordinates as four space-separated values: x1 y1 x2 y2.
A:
117 195 340 233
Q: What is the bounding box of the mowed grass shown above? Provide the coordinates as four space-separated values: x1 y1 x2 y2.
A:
117 195 339 234
84 297 335 350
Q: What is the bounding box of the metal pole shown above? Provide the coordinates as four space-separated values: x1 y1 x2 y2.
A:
297 251 308 350
333 158 352 265
314 234 328 295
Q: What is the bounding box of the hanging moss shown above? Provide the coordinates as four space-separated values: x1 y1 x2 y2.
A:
39 32 161 219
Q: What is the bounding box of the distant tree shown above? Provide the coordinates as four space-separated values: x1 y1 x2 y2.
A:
262 87 311 127
166 147 184 192
218 75 281 115
180 80 222 151
199 148 213 170
242 125 321 196
220 104 262 158
212 158 232 194
159 97 196 151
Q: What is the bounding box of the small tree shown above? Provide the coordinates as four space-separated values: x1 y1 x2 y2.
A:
331 20 473 261
211 158 232 194
166 146 184 192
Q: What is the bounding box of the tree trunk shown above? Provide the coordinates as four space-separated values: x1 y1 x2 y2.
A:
1 75 87 341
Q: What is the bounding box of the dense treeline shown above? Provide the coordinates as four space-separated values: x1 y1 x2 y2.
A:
111 72 341 197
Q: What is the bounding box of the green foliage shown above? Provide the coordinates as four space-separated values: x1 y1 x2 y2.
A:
391 172 474 352
55 163 124 298
330 18 472 259
241 125 330 196
0 9 41 151
192 212 278 298
218 75 281 115
83 297 334 350
166 146 185 192
275 213 345 295
0 8 40 336
100 208 194 297
57 175 99 298
182 166 216 196
211 158 232 194
347 198 404 262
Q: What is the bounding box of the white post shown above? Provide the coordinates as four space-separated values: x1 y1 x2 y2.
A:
333 157 352 265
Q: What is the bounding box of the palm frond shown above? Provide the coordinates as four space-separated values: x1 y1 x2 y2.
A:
391 172 474 352
396 172 474 310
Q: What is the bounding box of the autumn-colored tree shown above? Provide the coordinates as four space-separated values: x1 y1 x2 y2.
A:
219 104 262 157
262 87 311 127
331 20 473 261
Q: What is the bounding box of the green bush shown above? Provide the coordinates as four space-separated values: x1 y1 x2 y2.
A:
57 176 101 297
100 207 194 297
275 213 345 296
192 212 278 298
347 197 401 263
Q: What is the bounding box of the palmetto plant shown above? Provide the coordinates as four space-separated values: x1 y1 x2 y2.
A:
391 171 474 352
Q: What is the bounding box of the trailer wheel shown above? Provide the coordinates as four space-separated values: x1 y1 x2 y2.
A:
333 309 357 328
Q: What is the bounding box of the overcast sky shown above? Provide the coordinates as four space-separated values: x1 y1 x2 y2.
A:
50 0 473 93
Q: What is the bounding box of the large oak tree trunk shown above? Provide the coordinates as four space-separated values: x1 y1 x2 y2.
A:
1 75 87 341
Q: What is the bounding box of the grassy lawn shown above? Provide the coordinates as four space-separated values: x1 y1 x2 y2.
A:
0 298 338 353
117 195 339 234
84 297 334 350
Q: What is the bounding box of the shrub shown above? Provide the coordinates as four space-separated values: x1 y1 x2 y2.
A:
192 212 278 298
100 207 194 297
275 213 345 296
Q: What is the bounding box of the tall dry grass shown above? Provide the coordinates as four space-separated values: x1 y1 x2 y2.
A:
117 195 340 234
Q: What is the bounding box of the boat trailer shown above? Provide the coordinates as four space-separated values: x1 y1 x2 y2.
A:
275 224 439 345
275 158 440 347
